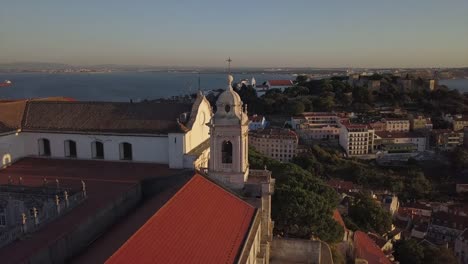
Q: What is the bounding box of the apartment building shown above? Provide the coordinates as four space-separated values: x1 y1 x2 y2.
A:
431 129 464 150
249 128 299 162
374 131 427 152
384 119 410 132
290 112 341 143
409 115 433 131
339 121 375 157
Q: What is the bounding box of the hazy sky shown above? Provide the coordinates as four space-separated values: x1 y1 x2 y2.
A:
1 0 467 67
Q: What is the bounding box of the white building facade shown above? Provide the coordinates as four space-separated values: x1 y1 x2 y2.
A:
0 93 212 170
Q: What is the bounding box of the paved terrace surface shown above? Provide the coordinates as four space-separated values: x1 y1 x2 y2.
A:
0 157 191 264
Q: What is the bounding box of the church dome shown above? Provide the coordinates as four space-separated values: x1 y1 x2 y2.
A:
214 75 244 120
217 87 242 107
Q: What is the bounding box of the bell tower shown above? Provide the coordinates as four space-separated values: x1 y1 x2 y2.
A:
207 74 249 190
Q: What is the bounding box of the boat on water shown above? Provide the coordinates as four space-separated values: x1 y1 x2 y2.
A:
0 80 12 87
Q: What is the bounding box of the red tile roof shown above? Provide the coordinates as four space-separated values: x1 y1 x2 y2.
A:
0 157 187 264
333 209 348 232
106 174 256 264
268 80 293 86
354 231 391 264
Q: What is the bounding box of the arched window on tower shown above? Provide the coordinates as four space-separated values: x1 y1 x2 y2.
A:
221 140 232 164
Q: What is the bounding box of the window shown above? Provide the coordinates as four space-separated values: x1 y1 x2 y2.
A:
221 140 233 164
0 207 6 226
64 140 77 158
92 141 104 159
120 142 133 160
38 138 51 156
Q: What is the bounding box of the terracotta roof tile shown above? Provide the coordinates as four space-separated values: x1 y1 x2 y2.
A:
106 174 256 264
268 80 293 86
333 209 348 231
0 100 27 133
354 231 391 264
0 157 187 264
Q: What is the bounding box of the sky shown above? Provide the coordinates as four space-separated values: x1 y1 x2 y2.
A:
1 0 467 68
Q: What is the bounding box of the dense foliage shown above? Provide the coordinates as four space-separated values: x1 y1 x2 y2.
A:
248 148 344 243
291 145 434 201
234 74 468 117
348 193 392 234
394 239 458 264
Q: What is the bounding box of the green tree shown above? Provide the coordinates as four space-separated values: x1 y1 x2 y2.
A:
394 239 425 264
423 247 458 264
450 147 468 171
348 193 392 234
405 171 431 199
249 148 343 243
287 100 305 115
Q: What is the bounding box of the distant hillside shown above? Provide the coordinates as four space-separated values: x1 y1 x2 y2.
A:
0 62 74 70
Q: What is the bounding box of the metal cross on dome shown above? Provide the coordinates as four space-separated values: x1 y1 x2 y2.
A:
226 57 232 74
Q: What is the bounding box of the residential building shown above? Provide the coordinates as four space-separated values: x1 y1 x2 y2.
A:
368 80 381 92
454 117 468 132
249 128 298 162
427 211 468 244
291 112 340 143
399 202 432 218
444 114 468 131
255 80 294 96
248 114 268 130
411 223 429 239
455 229 468 264
266 80 293 91
328 179 362 194
369 121 386 132
339 121 375 157
431 129 464 150
374 131 427 152
384 118 410 132
409 115 433 131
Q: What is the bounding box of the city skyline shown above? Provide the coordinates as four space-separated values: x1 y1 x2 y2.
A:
1 0 468 68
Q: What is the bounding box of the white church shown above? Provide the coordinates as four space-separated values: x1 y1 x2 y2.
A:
0 75 276 263
0 92 212 170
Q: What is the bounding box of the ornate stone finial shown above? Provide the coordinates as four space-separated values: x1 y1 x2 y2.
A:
264 165 267 171
227 74 234 87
